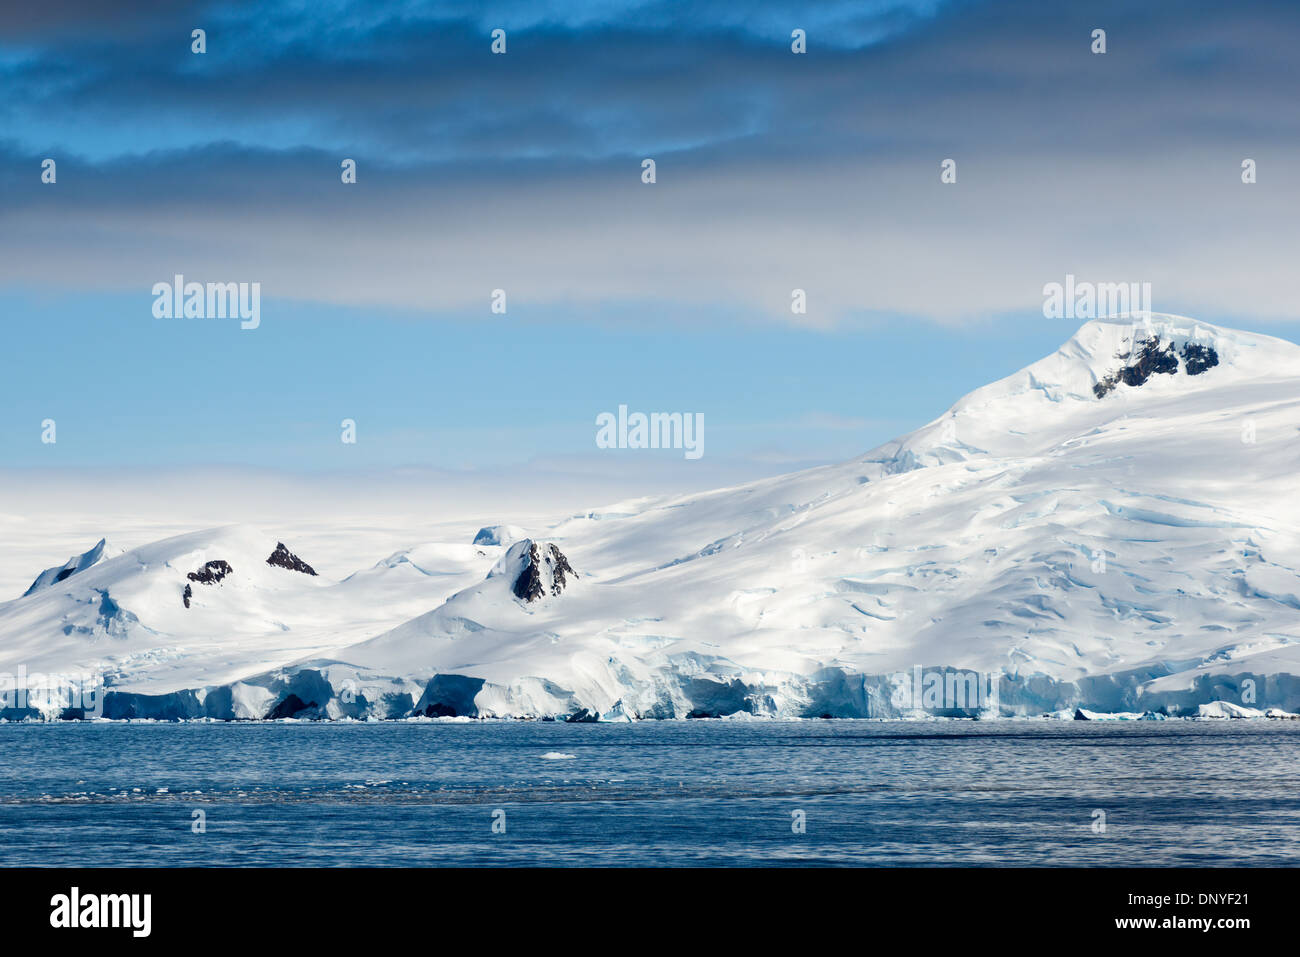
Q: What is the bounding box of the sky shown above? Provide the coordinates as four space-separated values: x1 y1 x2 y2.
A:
2 0 1299 516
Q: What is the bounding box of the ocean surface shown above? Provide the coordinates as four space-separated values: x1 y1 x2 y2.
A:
2 720 1298 866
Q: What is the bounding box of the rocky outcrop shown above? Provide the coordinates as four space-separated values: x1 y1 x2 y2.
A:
266 542 316 576
1181 341 1220 375
1093 336 1178 397
187 560 232 585
183 560 233 608
1093 335 1220 397
511 542 576 602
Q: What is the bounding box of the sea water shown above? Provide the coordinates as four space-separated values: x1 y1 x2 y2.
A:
1 720 1297 866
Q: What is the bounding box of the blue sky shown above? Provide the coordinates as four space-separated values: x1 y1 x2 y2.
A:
2 0 1299 493
1 288 1065 470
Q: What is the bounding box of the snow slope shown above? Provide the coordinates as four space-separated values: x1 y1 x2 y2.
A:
3 315 1298 719
0 526 500 701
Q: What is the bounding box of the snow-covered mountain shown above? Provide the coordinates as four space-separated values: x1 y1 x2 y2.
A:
3 314 1299 720
22 538 121 597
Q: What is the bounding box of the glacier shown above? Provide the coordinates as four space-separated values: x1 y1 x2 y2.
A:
2 314 1299 721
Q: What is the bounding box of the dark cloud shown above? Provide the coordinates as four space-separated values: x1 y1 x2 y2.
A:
1 0 1297 322
0 0 252 41
5 0 1299 163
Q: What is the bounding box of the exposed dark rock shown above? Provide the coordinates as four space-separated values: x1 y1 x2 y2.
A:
266 542 317 576
565 708 599 723
1117 336 1178 386
1073 707 1091 720
187 560 232 585
1181 341 1220 375
266 694 316 719
512 542 576 602
1093 335 1181 398
183 560 232 608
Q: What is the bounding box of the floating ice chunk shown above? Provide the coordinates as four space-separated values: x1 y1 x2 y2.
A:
1197 701 1265 719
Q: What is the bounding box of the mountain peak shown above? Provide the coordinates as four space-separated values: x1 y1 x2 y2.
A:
1061 313 1297 380
861 314 1300 476
488 539 577 602
22 538 119 598
266 542 317 576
